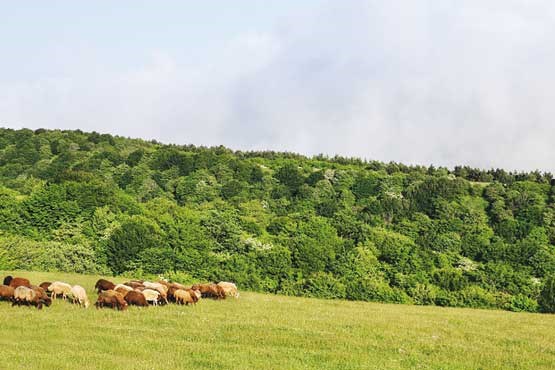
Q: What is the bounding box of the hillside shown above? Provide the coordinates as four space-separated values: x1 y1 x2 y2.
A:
1 127 555 312
1 270 555 370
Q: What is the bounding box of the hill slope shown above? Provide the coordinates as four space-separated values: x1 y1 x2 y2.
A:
0 128 555 312
1 270 554 370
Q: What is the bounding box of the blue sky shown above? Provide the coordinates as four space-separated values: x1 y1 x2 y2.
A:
2 1 555 171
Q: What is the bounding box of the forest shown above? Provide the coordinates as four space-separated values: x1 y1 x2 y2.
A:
1 127 555 313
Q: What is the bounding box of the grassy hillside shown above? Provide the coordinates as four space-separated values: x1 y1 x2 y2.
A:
1 128 555 312
1 271 554 370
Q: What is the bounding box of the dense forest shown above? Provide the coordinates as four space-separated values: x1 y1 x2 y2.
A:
1 127 555 312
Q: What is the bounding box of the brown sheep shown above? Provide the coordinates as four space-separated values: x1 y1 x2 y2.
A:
94 279 116 293
39 282 52 295
166 282 188 302
157 280 170 289
115 286 131 297
9 277 31 289
174 289 197 305
0 285 15 301
124 291 148 307
124 281 144 289
192 284 226 300
95 290 128 310
31 286 52 307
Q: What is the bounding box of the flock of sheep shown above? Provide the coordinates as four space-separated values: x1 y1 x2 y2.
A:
0 275 239 310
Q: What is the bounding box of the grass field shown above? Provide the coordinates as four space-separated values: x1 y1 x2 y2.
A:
1 270 554 370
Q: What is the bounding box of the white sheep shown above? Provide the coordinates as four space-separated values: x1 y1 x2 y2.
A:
48 281 72 300
142 289 160 306
70 285 90 308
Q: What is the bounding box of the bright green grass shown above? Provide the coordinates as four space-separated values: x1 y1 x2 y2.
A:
1 270 554 370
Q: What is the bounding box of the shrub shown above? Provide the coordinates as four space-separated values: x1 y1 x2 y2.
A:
346 277 411 304
509 294 539 313
304 272 346 299
456 286 497 309
410 284 439 305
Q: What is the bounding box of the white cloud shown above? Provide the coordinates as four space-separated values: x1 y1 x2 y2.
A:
2 1 555 172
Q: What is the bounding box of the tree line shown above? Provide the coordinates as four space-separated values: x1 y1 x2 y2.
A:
0 127 554 312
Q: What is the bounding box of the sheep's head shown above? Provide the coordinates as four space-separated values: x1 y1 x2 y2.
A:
3 275 13 286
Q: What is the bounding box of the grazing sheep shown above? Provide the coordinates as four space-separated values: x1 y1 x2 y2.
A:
142 289 160 306
12 286 51 309
124 291 148 307
114 284 133 292
124 281 144 289
192 288 202 300
39 282 52 295
94 279 115 293
70 285 90 308
167 283 188 302
0 285 14 301
217 282 239 298
48 281 72 300
143 282 167 293
174 289 197 305
8 277 31 289
157 280 170 289
31 286 52 307
115 286 131 297
95 290 128 310
192 284 226 300
142 282 168 304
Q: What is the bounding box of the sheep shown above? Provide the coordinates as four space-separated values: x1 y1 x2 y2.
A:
70 285 90 308
48 281 72 300
95 290 128 310
39 282 52 295
143 282 167 293
0 285 15 302
141 289 160 306
174 289 197 305
142 282 168 304
114 284 133 292
94 279 115 293
217 282 239 298
8 277 31 289
167 283 188 302
192 284 226 300
115 286 131 297
12 286 51 309
124 291 148 307
123 281 144 289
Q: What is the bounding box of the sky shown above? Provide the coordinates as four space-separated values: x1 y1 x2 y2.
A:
1 1 555 172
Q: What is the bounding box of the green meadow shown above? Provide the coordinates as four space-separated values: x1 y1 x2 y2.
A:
1 270 554 370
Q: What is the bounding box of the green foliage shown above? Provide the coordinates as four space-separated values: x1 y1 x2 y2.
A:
303 272 346 299
1 127 554 312
539 274 555 313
